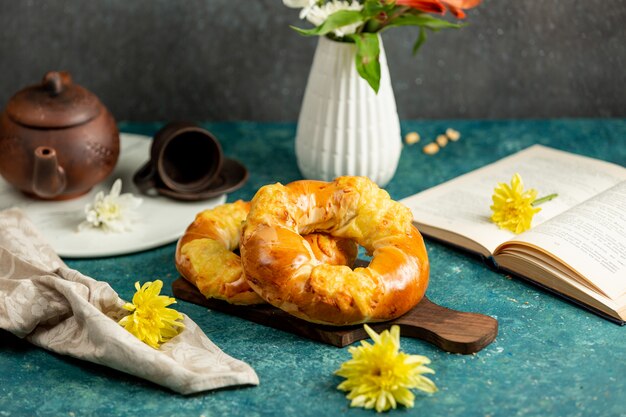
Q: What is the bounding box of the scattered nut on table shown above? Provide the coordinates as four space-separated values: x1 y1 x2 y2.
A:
404 131 420 145
446 128 461 141
423 142 440 155
436 134 449 147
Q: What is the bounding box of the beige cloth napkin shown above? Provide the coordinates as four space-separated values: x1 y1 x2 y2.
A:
0 208 259 394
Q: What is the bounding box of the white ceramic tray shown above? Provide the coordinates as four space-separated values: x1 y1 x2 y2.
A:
0 133 226 258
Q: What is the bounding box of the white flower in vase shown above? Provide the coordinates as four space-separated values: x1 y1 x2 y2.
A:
79 179 142 233
306 1 364 37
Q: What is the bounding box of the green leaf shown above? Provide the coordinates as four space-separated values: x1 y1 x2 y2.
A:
347 32 381 93
381 13 463 32
291 10 364 37
363 0 385 17
412 27 427 55
362 0 395 18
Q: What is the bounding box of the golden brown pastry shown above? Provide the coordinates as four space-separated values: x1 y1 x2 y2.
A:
240 176 429 325
175 200 357 305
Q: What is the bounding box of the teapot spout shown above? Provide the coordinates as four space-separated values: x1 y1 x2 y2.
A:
32 146 67 199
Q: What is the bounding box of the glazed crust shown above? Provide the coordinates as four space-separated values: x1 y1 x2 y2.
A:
240 176 430 325
175 200 357 305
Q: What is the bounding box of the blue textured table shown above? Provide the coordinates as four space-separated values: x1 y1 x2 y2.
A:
1 120 625 417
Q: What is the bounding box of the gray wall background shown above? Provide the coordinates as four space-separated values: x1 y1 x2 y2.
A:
0 0 624 122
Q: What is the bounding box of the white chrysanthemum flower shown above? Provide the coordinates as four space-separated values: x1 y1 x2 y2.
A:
306 1 364 37
79 179 143 233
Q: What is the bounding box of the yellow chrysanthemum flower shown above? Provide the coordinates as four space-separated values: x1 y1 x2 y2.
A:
490 173 542 234
335 325 437 413
118 280 185 349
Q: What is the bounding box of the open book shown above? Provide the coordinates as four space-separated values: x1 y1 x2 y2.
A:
401 145 626 323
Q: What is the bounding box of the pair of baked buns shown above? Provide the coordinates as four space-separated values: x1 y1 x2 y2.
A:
175 176 429 326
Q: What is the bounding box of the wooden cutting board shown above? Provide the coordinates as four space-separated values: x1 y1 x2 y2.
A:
172 278 498 354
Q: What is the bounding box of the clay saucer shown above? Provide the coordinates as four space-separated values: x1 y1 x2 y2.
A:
152 158 248 201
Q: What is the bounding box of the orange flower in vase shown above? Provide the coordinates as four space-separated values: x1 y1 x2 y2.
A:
396 0 482 19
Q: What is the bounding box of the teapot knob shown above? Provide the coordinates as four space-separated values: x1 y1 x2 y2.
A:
42 71 72 96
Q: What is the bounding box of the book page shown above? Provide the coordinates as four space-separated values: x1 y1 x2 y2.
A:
401 145 626 254
500 181 626 300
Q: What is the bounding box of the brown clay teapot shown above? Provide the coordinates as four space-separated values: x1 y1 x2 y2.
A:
0 71 119 200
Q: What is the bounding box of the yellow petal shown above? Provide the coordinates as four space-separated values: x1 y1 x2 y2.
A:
375 393 388 412
363 324 381 344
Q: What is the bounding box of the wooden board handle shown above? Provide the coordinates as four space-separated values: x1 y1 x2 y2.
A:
359 298 498 354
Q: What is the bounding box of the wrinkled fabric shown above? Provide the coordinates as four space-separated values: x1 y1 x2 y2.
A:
0 208 258 394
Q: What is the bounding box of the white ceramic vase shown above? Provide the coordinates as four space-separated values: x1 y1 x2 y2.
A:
295 35 402 187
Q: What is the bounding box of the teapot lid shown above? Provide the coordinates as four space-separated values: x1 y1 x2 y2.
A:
6 71 101 128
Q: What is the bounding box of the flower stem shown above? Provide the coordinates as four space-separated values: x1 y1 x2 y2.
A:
379 6 410 31
532 193 558 206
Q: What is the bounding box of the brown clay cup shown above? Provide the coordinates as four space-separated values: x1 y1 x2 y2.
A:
133 122 223 196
